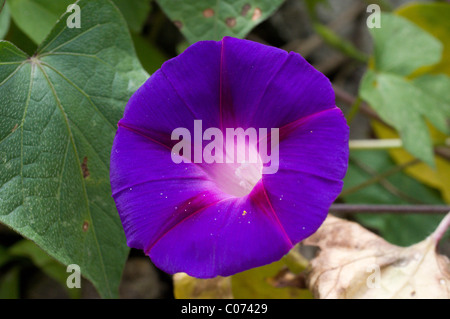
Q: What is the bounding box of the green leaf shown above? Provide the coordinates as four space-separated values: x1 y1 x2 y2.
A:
112 0 151 33
7 0 73 44
7 0 151 44
342 150 447 246
0 0 148 299
157 0 285 43
371 4 450 203
0 1 10 39
360 13 449 166
370 13 442 76
397 2 450 75
360 70 450 166
0 266 20 298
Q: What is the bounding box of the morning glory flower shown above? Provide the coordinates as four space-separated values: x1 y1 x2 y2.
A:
110 37 349 278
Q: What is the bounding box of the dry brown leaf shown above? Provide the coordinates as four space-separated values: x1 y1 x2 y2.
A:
304 214 450 299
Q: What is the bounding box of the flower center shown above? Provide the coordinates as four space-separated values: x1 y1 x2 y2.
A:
234 162 263 194
208 142 263 197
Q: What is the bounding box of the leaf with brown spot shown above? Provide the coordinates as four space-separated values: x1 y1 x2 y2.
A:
203 8 215 18
241 3 251 16
252 7 262 21
0 0 148 299
81 156 90 178
226 17 236 28
82 220 89 232
157 0 285 43
305 214 450 299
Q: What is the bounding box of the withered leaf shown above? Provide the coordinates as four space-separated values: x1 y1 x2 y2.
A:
305 214 450 299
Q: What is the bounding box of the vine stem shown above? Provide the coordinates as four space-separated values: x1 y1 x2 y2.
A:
345 96 362 124
349 138 449 150
432 212 450 244
349 139 403 150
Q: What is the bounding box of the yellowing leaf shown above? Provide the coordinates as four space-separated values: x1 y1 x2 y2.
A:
173 274 233 299
173 248 312 299
231 258 312 299
397 3 450 75
372 121 450 203
305 215 450 299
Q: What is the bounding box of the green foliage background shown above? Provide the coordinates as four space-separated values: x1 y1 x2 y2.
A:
0 0 449 299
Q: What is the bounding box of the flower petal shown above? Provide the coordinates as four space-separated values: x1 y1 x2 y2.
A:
159 40 222 128
220 37 335 129
111 127 225 251
118 70 198 148
149 183 292 278
110 37 349 278
262 107 349 243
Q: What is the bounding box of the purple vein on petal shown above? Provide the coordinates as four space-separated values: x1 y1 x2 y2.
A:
111 175 211 198
117 122 215 175
277 106 342 141
144 194 233 255
275 167 344 183
246 53 290 123
160 68 200 120
118 122 174 151
219 39 225 132
257 106 340 147
251 180 294 248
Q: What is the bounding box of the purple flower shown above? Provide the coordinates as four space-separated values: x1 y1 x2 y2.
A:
110 37 349 278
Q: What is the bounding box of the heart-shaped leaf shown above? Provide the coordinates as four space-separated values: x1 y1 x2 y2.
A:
0 0 148 298
371 3 450 202
359 13 450 166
